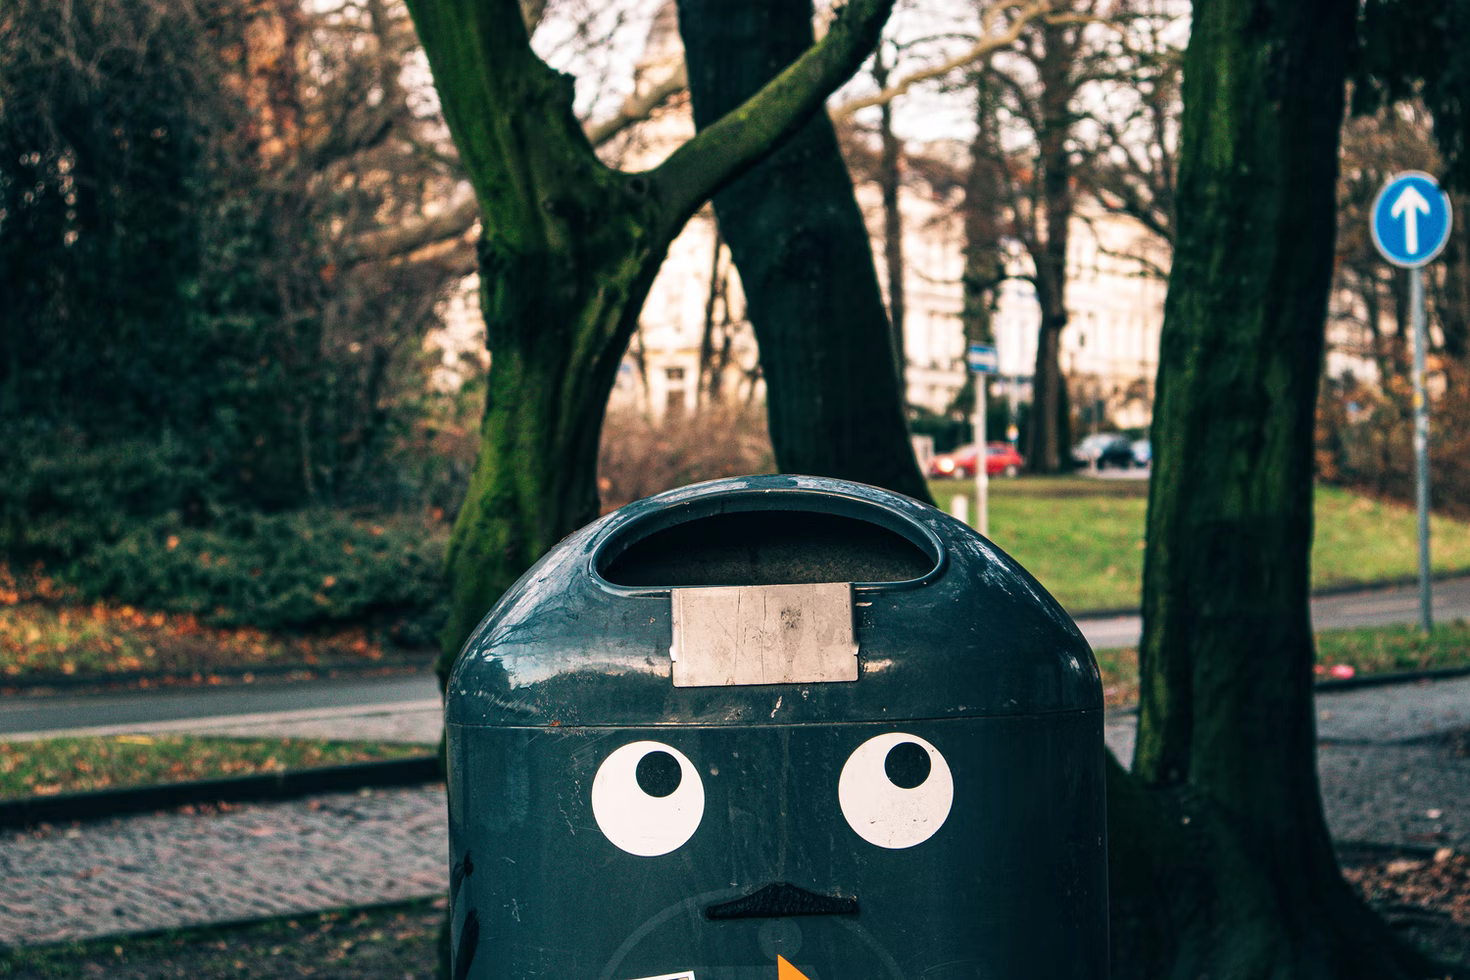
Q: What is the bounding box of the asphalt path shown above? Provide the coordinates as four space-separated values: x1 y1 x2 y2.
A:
1076 574 1470 651
5 576 1470 738
1 671 441 739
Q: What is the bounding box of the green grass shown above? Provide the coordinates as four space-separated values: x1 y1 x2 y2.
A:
0 735 427 800
931 477 1147 611
1314 620 1470 676
930 478 1470 612
1092 645 1141 707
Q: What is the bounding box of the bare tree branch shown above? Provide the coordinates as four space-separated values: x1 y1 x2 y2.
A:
585 61 688 146
520 0 547 34
830 0 1051 122
654 0 896 229
1073 210 1169 278
984 62 1044 135
395 231 480 277
343 192 479 264
343 57 691 268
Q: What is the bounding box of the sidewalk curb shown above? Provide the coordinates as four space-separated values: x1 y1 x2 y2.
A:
0 755 441 830
1312 663 1470 692
1068 571 1470 622
0 894 444 952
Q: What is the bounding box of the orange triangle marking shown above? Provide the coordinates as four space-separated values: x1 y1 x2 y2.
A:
777 955 811 980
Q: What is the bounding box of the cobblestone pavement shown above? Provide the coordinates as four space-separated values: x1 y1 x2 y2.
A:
1105 674 1470 853
0 785 446 946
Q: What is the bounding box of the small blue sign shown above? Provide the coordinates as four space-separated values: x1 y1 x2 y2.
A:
1372 171 1452 268
966 343 999 374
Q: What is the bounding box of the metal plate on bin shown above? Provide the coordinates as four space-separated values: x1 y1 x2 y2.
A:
670 583 858 687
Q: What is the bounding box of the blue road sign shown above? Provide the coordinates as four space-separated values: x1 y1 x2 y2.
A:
1372 171 1452 268
966 343 999 374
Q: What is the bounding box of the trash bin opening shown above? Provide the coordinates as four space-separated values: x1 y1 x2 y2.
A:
597 508 940 589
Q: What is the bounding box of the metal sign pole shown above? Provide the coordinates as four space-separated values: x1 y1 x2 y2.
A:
974 377 988 537
1412 266 1433 632
965 343 999 537
1370 171 1451 635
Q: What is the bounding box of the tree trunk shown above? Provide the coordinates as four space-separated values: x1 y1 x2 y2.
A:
961 76 1005 349
1358 266 1398 494
1115 1 1445 975
874 46 907 387
440 235 657 659
1441 195 1470 361
677 0 932 502
1021 18 1078 474
1027 314 1067 472
697 226 724 411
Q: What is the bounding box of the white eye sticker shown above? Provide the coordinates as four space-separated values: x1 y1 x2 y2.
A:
592 741 705 857
838 732 953 849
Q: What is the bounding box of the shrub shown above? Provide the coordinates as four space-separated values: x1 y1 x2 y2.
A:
1318 363 1470 520
598 404 775 511
70 510 447 635
0 429 216 562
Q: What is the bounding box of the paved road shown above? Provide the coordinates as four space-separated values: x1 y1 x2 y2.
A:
1077 574 1470 650
1 672 441 740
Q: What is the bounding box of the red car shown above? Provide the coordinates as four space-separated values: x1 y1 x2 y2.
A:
927 442 1024 479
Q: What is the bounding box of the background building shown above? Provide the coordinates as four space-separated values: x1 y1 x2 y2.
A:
435 3 1173 439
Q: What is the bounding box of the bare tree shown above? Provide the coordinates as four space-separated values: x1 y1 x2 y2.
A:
969 0 1141 472
1074 0 1182 253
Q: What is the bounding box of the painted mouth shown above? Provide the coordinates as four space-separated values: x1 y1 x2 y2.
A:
703 882 858 920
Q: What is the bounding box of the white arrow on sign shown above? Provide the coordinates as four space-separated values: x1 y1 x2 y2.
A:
1391 184 1432 255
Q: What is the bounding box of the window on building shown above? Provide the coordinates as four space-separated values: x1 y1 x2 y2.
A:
665 366 687 418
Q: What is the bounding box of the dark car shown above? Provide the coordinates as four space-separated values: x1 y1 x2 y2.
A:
927 442 1024 479
1072 433 1135 470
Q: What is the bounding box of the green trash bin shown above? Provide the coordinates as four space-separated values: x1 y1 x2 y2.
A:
446 475 1106 980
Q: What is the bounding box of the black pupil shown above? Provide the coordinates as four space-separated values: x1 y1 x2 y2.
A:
636 750 682 798
884 741 931 789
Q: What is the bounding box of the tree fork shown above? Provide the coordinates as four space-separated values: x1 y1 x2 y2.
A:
402 0 899 675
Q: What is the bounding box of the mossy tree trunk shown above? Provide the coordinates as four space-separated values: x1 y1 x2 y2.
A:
677 0 932 502
401 0 898 668
1112 1 1446 976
